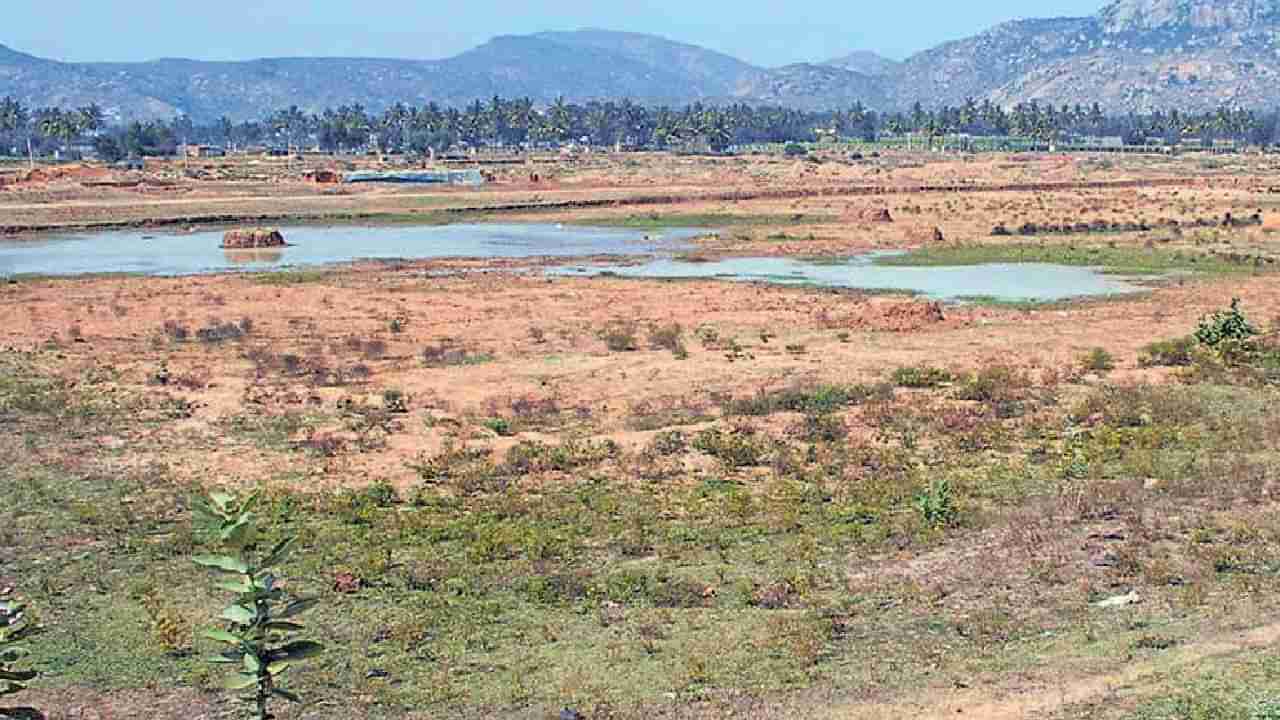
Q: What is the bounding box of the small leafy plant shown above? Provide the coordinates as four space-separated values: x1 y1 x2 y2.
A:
0 600 36 699
195 492 323 720
914 478 958 529
1196 299 1258 350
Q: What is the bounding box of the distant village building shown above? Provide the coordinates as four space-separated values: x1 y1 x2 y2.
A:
182 144 226 158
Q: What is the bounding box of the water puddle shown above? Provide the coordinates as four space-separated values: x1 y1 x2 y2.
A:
0 224 702 277
0 224 1148 302
552 255 1146 302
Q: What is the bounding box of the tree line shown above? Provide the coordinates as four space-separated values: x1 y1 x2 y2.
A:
3 94 1280 160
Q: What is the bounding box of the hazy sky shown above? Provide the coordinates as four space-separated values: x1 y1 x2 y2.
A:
5 0 1108 66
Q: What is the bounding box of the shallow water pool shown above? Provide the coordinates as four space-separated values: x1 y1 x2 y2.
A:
552 255 1146 302
0 224 703 277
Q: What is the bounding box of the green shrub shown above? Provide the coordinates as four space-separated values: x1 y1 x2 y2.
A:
648 430 688 456
503 439 619 474
194 492 323 720
791 412 848 443
783 143 807 158
892 365 954 388
692 428 770 467
421 344 494 368
722 383 885 416
1196 299 1258 349
382 389 409 414
484 418 515 437
954 365 1028 407
1080 348 1116 374
914 479 958 529
647 322 687 357
601 322 640 352
1140 337 1198 367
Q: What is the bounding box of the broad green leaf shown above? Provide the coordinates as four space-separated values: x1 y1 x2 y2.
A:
274 641 323 660
243 654 262 674
220 517 253 545
264 621 305 633
278 598 319 619
266 660 293 677
202 629 243 646
260 537 295 570
0 670 36 682
272 687 301 703
209 491 236 511
226 673 258 691
193 555 249 575
214 577 253 594
206 654 241 665
221 604 256 626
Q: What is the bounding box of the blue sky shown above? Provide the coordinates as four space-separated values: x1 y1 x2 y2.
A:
6 0 1108 66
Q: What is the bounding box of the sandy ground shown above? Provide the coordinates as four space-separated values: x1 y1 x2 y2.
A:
5 150 1280 719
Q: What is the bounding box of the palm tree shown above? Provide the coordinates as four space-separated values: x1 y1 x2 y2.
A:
270 106 310 155
76 104 104 134
547 97 573 145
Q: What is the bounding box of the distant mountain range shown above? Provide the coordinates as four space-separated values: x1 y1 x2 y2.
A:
3 0 1280 122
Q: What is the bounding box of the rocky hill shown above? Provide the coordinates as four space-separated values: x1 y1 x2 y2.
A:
737 64 889 110
4 1 1280 121
893 0 1280 110
822 51 901 77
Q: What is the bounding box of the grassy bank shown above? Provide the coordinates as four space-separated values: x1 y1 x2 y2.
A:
572 212 837 229
877 244 1276 275
4 304 1280 718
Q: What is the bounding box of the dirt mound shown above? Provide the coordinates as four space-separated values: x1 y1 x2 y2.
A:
305 169 341 184
906 225 946 244
818 299 948 333
18 164 111 185
222 228 287 249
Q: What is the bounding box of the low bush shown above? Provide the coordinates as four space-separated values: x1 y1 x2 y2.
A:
914 478 959 529
722 382 886 417
790 412 848 443
503 439 619 474
648 430 689 456
892 365 954 388
422 344 494 368
1140 337 1197 368
196 319 249 344
783 143 807 158
954 364 1030 405
692 427 771 467
1195 299 1258 350
601 321 640 352
647 322 686 355
1079 347 1116 374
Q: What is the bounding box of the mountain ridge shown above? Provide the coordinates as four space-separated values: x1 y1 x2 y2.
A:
5 1 1280 122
